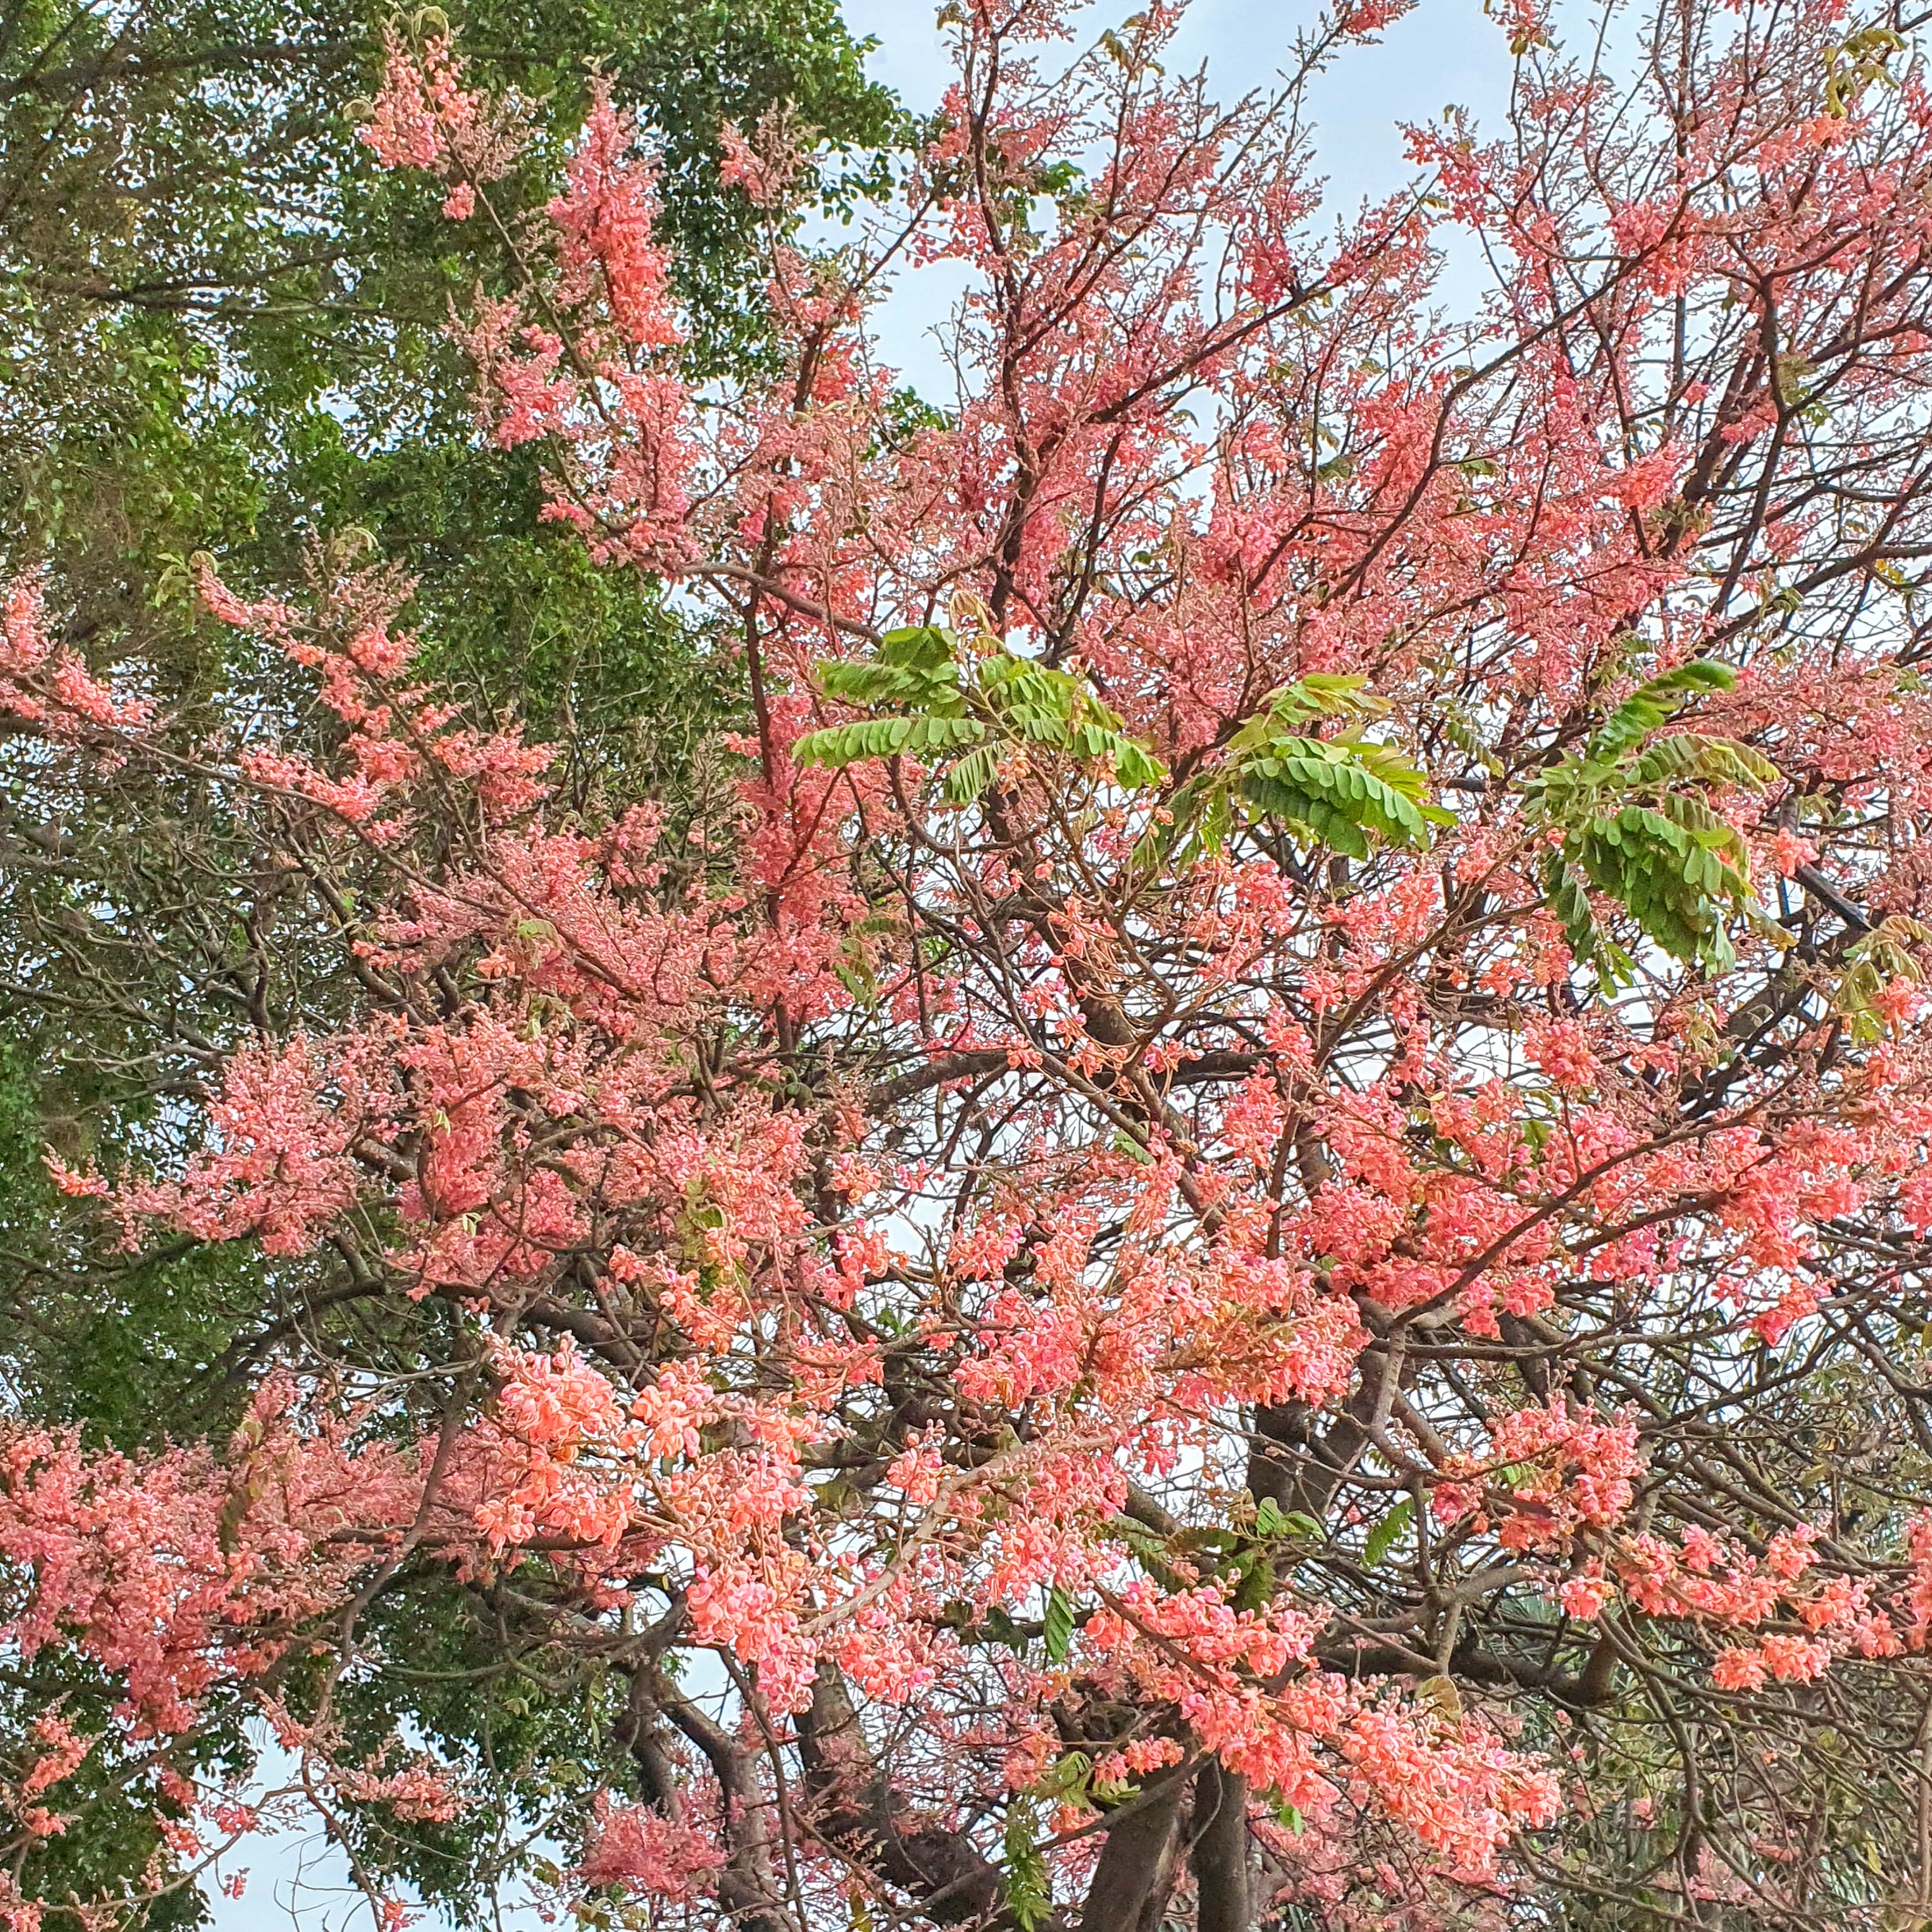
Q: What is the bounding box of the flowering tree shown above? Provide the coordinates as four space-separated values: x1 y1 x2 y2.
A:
10 0 1932 1925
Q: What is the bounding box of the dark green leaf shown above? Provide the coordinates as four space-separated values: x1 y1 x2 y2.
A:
1043 1584 1075 1664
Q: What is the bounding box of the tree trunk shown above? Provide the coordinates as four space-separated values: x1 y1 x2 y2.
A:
1191 1759 1251 1932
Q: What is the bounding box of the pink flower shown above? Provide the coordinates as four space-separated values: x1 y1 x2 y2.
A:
1558 1570 1611 1621
580 1799 721 1897
1526 1018 1598 1092
1712 1646 1768 1691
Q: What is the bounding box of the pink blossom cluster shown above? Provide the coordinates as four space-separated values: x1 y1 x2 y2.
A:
0 574 151 738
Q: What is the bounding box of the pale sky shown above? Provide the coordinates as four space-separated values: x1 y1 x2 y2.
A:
204 1 1517 1924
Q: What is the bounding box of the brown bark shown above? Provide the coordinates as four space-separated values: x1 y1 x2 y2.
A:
1191 1758 1252 1932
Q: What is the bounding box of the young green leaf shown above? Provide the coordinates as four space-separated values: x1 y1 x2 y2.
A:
1363 1498 1414 1567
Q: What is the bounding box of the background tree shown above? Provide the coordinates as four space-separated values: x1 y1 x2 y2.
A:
11 1 1932 1929
0 0 895 1918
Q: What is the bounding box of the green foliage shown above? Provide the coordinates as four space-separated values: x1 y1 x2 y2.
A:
1153 674 1448 868
1043 1583 1076 1663
795 625 1168 792
0 1033 266 1449
1823 24 1905 117
315 1572 641 1917
0 0 894 1382
1587 661 1746 762
1837 915 1932 1041
286 432 743 809
1 0 898 730
1112 1495 1340 1617
1253 1495 1323 1542
0 1653 249 1929
799 645 1446 879
1530 660 1777 985
1020 1744 1140 1823
1270 1791 1307 1834
1001 1798 1055 1932
1363 1497 1414 1567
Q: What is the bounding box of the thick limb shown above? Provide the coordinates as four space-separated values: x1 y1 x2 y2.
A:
1191 1758 1252 1932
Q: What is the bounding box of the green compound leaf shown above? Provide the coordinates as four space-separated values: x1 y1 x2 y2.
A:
1043 1584 1075 1664
1529 657 1777 985
1363 1498 1414 1567
802 626 1165 797
1002 1803 1054 1932
1146 675 1446 871
1590 659 1736 762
